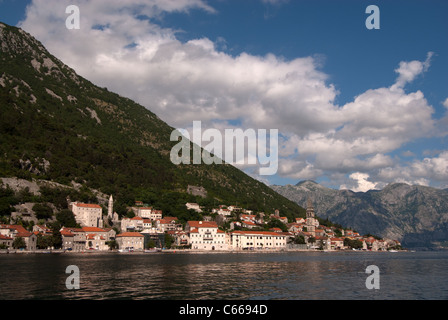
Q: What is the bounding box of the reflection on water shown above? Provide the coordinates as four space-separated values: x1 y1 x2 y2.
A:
1 251 447 300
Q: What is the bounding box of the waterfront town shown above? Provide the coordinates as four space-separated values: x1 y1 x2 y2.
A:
0 195 401 253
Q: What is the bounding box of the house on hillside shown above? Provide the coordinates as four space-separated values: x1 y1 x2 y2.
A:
121 216 144 232
71 202 103 228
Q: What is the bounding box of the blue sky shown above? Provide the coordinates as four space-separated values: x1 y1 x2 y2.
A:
1 0 447 191
159 0 447 105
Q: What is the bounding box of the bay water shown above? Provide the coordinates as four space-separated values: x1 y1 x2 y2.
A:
1 250 447 300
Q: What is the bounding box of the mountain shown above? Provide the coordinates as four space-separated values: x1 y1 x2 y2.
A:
271 180 448 249
0 22 306 222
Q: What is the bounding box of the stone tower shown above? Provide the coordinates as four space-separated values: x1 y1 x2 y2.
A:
306 198 316 235
108 195 113 219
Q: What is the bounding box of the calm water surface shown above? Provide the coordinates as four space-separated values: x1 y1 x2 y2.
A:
1 251 447 300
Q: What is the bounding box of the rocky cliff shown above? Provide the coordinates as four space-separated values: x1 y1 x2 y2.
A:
272 180 448 248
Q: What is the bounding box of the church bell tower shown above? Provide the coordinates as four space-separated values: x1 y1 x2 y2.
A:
108 195 113 219
306 198 316 235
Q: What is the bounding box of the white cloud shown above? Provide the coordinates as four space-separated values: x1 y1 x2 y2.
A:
277 159 323 181
18 1 444 191
340 172 379 192
377 151 448 187
19 0 338 133
391 51 433 91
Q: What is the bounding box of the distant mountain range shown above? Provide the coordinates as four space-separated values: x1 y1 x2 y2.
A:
0 22 305 222
271 180 448 248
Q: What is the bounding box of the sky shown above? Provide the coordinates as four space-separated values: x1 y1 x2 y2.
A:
0 0 447 191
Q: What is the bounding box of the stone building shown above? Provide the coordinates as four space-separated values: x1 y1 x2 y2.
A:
71 202 103 228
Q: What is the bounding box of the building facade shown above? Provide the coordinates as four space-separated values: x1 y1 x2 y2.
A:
71 203 103 227
305 198 319 236
186 221 228 250
116 232 144 250
230 230 287 250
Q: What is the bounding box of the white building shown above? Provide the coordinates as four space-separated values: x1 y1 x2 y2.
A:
168 230 190 247
186 221 228 250
230 231 287 251
71 203 103 227
155 218 182 233
137 207 162 220
121 216 144 232
116 232 144 250
136 207 153 218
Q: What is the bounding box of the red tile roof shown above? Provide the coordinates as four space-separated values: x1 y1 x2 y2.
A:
1 224 28 233
61 229 75 237
232 230 285 236
187 221 218 228
74 203 102 209
16 231 33 238
82 227 106 232
117 232 144 237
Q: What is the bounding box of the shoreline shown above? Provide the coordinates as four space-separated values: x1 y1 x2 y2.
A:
0 248 414 255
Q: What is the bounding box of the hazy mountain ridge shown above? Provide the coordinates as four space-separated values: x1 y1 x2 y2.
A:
0 22 306 221
271 180 448 248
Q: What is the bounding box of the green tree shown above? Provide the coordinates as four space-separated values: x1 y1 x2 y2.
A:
13 237 26 249
0 186 17 216
16 187 34 203
36 234 52 249
164 233 174 249
290 235 306 244
334 228 343 237
48 221 62 249
266 218 288 232
106 240 118 250
344 238 363 249
56 209 78 228
32 203 53 220
146 239 156 249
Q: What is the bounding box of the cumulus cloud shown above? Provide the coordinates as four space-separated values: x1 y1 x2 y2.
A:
391 51 433 91
340 172 379 192
18 0 445 191
19 0 339 132
377 151 448 188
